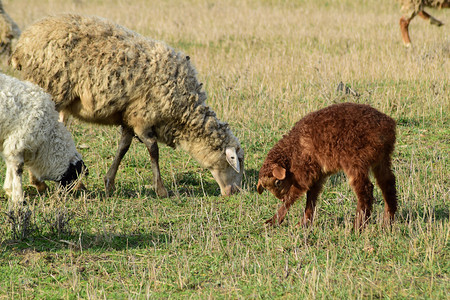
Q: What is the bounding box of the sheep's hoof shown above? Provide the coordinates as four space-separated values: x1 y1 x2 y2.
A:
155 186 169 198
104 177 115 197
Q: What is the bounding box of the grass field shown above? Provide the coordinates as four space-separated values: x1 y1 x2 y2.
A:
0 0 449 298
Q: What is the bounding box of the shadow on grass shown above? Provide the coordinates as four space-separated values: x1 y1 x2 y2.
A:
1 230 172 252
398 205 449 223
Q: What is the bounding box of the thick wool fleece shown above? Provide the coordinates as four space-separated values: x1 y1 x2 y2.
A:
0 73 81 182
11 14 241 170
0 1 20 56
259 103 396 182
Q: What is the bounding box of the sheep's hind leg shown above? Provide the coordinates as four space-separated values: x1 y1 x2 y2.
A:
137 131 169 198
372 159 397 226
104 126 134 196
347 170 375 230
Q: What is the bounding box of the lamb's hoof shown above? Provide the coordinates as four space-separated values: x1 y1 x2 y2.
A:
297 218 312 227
264 217 277 226
7 208 32 239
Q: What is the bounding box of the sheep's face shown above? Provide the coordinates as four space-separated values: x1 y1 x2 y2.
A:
210 146 244 196
59 157 88 187
257 165 295 201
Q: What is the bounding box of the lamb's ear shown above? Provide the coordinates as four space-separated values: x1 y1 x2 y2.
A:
272 166 286 180
257 179 265 194
225 147 240 173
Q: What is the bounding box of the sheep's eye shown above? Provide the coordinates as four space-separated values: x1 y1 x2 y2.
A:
274 179 282 187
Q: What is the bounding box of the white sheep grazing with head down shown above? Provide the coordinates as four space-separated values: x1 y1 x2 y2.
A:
0 73 87 212
0 0 20 57
11 13 244 197
397 0 449 46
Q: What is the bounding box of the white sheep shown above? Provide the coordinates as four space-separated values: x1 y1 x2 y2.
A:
0 0 20 57
0 72 87 212
397 0 449 46
11 13 244 197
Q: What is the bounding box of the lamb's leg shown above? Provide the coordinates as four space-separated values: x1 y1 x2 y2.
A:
418 10 444 27
347 170 374 230
265 187 302 226
29 170 48 193
104 126 134 196
372 159 398 226
136 131 169 198
299 176 327 227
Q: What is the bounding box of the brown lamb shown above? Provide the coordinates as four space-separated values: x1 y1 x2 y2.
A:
257 103 398 229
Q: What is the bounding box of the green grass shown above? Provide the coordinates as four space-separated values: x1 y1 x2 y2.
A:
1 0 449 298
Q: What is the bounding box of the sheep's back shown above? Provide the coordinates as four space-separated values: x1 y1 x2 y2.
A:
11 14 204 125
0 74 59 153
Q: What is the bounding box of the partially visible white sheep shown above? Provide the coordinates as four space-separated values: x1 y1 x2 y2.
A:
0 1 20 57
397 0 449 46
11 13 244 197
0 73 87 212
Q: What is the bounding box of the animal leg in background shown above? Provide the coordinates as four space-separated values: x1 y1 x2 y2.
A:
400 11 417 46
300 176 327 226
136 130 169 198
418 10 444 26
372 158 398 225
104 126 134 196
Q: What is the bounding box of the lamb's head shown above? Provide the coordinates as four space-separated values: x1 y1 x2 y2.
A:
209 146 244 196
257 164 296 202
58 154 88 187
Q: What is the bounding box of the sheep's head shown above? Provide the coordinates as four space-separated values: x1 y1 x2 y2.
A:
210 146 244 196
59 156 89 187
257 165 295 201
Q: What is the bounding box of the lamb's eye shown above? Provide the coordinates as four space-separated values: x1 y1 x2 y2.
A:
274 179 282 187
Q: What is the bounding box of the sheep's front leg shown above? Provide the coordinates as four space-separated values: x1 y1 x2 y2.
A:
104 126 134 196
4 157 32 238
265 188 302 226
4 159 26 211
137 131 169 198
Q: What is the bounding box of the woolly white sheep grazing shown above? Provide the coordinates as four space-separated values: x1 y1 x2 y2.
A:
0 73 87 212
0 0 20 57
397 0 449 46
11 13 244 197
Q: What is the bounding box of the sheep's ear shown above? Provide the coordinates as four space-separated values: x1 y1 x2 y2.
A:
225 147 240 173
257 179 265 194
272 166 286 180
